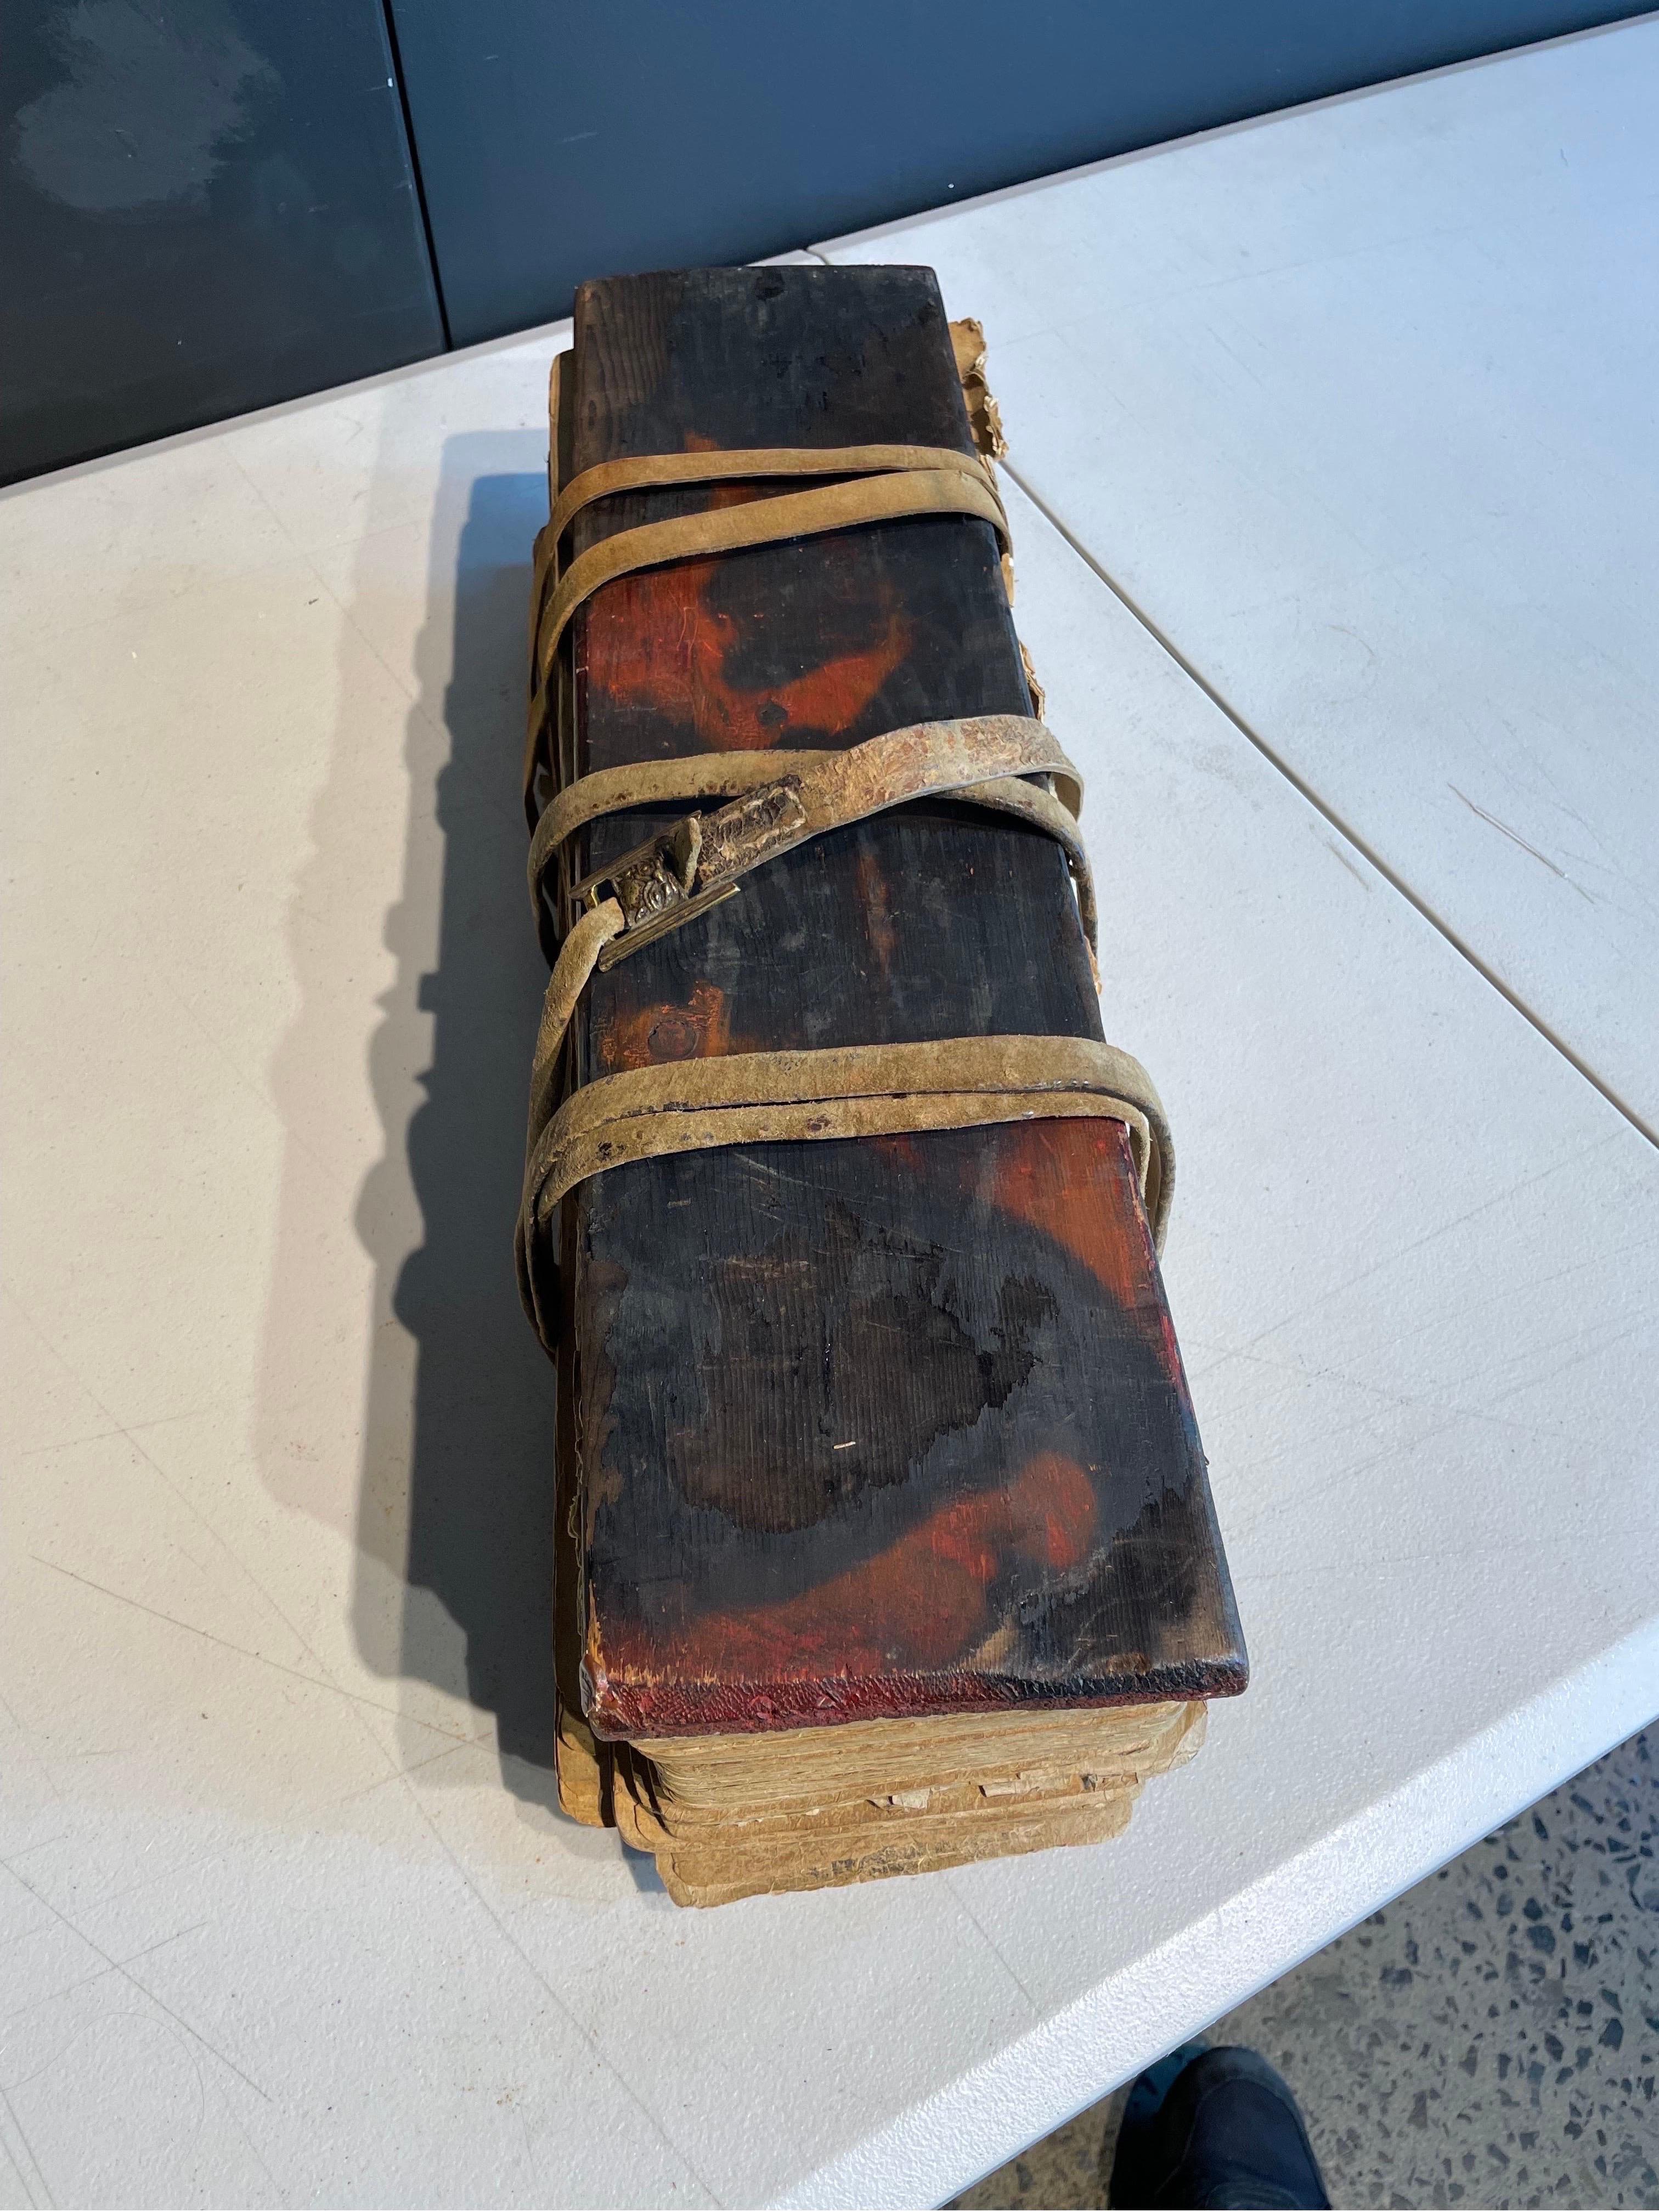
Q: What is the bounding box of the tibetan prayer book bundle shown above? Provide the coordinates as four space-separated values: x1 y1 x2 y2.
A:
517 264 1245 1905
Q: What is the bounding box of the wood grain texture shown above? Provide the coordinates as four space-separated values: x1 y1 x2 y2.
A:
548 265 1244 1738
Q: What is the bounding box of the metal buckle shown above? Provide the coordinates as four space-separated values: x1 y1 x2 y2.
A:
571 777 808 970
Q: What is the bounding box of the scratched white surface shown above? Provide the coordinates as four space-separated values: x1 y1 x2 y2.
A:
4 48 1659 2207
820 17 1659 1130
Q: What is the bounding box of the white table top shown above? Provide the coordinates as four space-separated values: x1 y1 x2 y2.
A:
822 15 1659 1132
4 29 1657 2209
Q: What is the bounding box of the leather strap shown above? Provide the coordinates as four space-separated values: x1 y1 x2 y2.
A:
522 898 626 1151
538 442 998 590
524 715 1095 1079
517 375 1171 1363
516 1034 1172 1351
526 712 1095 963
535 712 1080 859
523 462 1011 818
527 750 1096 966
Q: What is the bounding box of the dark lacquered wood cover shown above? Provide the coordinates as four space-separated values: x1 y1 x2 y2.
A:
551 265 1244 1739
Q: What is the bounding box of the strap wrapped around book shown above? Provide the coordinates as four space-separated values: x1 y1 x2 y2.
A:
515 1033 1172 1355
517 395 1171 1359
522 715 1093 1098
525 711 1097 966
537 441 1001 589
526 745 1093 968
513 719 1168 1353
523 445 1010 825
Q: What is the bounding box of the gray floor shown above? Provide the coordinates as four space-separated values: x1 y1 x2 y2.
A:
954 1729 1658 2210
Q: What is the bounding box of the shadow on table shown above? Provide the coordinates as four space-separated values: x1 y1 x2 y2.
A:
254 428 662 1869
352 445 566 1802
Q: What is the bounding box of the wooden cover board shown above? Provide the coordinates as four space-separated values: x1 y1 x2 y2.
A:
543 265 1246 1739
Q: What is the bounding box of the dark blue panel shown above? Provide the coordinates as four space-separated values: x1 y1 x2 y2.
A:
390 0 1646 348
1 0 444 483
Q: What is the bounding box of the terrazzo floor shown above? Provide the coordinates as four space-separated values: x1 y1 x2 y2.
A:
955 1729 1658 2209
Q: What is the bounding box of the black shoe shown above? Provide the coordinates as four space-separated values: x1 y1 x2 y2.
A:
1107 2044 1330 2209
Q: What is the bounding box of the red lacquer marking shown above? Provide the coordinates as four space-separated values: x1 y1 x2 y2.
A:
597 978 732 1074
586 469 912 751
974 1120 1150 1311
603 1450 1098 1687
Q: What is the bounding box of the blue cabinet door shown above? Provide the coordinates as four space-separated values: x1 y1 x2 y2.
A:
388 0 1646 347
